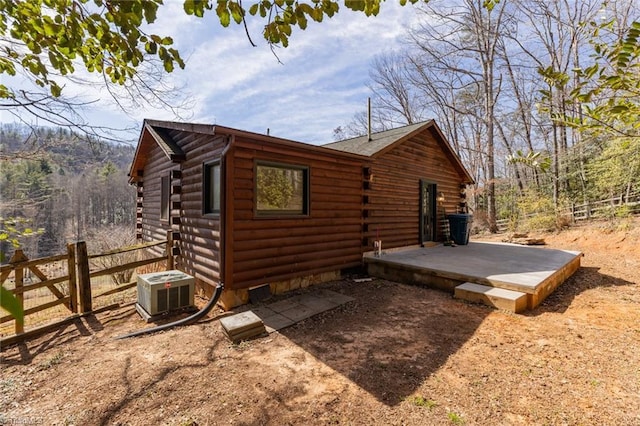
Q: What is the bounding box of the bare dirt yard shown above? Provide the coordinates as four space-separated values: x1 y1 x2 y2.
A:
2 219 639 425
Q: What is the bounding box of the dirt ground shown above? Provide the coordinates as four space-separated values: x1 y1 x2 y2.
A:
1 219 639 426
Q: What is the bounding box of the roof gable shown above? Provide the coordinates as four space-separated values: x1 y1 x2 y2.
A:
324 121 474 184
145 124 186 161
323 121 431 157
128 122 186 182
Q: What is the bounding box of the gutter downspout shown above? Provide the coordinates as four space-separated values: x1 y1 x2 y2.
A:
116 136 234 339
219 135 233 287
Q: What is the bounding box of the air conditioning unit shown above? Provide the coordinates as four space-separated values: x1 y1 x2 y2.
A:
136 270 195 317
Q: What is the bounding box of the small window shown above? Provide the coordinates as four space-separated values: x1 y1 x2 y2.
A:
256 162 309 216
203 161 221 215
160 175 170 220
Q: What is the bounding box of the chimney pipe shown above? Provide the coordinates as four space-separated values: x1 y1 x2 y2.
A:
367 98 372 142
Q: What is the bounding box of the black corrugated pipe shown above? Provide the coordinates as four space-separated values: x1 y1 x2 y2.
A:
115 283 223 339
116 135 234 340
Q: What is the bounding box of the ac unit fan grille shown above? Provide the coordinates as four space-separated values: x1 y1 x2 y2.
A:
156 285 191 312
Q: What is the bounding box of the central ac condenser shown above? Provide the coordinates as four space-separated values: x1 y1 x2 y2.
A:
136 270 195 316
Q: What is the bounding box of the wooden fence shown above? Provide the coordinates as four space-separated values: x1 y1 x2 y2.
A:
1 234 175 346
495 192 640 232
566 192 640 221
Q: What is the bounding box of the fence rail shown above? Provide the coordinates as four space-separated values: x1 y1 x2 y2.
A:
496 192 640 232
1 233 175 345
0 247 76 333
567 192 640 221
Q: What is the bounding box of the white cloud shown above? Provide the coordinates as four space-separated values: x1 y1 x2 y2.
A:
166 2 422 143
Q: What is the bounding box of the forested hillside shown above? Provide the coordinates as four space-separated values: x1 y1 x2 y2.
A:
0 124 136 260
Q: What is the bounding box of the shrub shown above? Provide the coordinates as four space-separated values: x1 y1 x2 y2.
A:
86 226 138 285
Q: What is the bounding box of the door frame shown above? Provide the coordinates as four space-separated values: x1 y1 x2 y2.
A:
419 179 437 246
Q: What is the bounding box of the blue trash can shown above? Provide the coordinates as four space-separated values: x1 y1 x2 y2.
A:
447 214 473 245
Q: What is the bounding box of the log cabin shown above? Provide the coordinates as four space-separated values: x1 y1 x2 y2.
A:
128 119 474 309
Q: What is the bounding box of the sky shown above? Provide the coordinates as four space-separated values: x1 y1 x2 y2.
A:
2 2 425 146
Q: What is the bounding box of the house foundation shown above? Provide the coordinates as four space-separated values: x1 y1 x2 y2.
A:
216 270 342 311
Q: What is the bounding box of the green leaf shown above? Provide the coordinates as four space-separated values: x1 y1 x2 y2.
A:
229 1 244 24
43 21 57 37
169 48 185 69
183 0 195 14
217 2 231 27
51 82 61 97
610 105 629 114
298 13 307 30
184 0 208 17
483 0 500 11
145 41 157 54
1 286 24 326
583 64 599 79
142 2 158 23
280 23 292 36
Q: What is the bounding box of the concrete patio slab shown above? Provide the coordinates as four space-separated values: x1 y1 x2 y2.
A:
365 241 582 311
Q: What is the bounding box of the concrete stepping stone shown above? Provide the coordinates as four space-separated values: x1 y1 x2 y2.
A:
219 310 266 343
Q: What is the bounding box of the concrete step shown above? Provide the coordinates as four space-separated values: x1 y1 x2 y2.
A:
454 282 528 313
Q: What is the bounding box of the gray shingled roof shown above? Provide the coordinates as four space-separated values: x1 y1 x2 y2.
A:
323 121 434 157
146 124 185 161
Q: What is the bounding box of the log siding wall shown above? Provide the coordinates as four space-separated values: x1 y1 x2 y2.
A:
175 131 227 291
366 129 464 249
141 129 227 294
229 139 365 290
140 140 175 243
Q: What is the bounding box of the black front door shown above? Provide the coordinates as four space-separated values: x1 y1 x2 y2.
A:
419 180 437 245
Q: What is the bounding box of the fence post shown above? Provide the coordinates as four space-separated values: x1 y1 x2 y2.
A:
67 243 78 313
166 230 174 270
76 241 92 314
10 249 27 334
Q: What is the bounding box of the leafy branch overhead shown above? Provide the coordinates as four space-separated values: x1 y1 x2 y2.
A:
0 0 184 99
539 19 640 138
184 0 425 48
1 0 433 100
507 150 551 173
